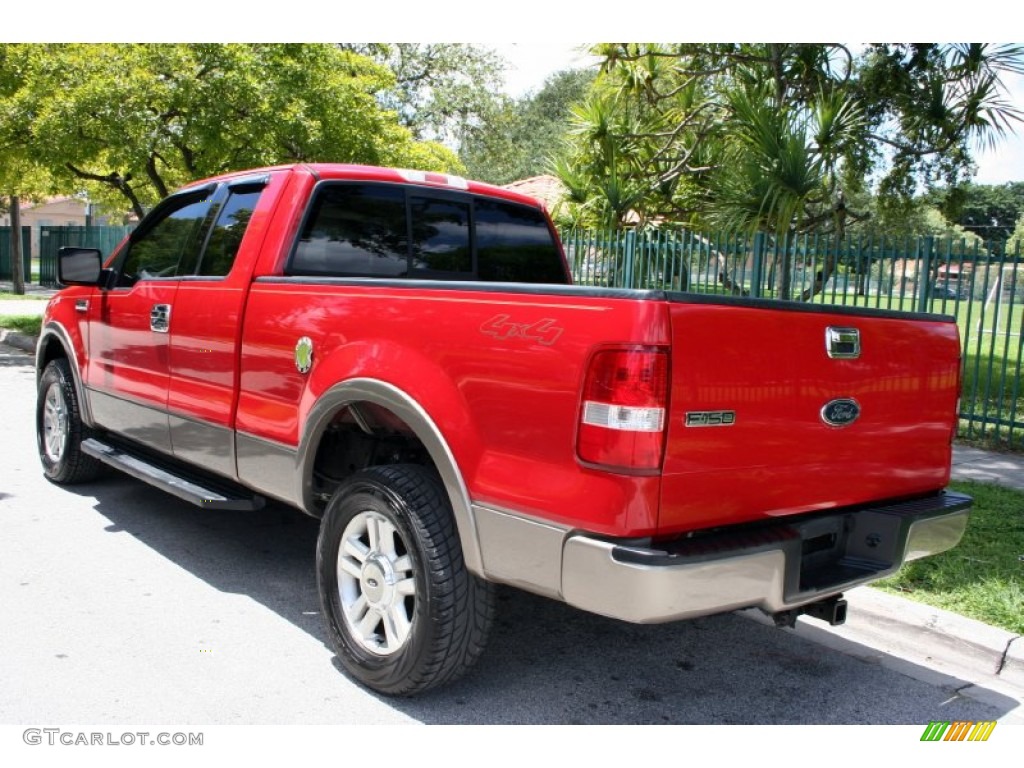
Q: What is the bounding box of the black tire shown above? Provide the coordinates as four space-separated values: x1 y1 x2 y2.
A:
36 358 102 484
316 464 495 696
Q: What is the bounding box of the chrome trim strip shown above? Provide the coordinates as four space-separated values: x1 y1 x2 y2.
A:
236 431 300 507
472 504 568 599
37 321 94 427
298 378 484 574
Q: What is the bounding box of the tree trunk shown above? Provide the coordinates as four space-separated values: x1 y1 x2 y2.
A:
780 247 793 301
10 195 25 295
799 195 847 302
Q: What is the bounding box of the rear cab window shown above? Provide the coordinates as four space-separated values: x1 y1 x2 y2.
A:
289 181 567 284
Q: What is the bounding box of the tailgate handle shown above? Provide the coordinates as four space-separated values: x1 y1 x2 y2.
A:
826 327 860 359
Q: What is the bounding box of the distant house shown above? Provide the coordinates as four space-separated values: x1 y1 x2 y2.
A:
502 175 568 217
0 197 115 258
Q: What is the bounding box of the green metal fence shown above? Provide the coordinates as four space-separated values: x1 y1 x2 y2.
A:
561 227 1024 449
15 223 1024 449
37 225 133 287
0 227 32 282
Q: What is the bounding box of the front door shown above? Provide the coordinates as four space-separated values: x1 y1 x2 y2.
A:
85 189 215 455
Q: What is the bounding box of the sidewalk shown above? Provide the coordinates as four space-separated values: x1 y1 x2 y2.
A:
0 281 55 318
952 444 1024 491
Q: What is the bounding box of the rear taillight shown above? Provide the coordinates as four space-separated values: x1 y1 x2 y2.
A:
577 347 669 471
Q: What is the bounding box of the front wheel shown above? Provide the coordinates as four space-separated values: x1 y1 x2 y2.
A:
316 464 495 696
36 358 101 484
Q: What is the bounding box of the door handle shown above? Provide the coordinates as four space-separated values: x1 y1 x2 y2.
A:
150 304 171 333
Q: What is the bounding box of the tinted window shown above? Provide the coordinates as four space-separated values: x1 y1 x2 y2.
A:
292 185 408 277
476 199 566 283
197 189 262 277
410 197 471 275
119 197 212 286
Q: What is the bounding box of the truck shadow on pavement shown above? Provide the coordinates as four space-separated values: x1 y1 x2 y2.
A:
68 474 1020 725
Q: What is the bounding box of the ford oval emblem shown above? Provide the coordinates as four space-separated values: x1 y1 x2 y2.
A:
821 398 860 427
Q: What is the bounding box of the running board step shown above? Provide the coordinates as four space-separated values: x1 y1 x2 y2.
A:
82 438 265 511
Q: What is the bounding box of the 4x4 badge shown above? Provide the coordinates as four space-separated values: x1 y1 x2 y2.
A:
295 337 314 374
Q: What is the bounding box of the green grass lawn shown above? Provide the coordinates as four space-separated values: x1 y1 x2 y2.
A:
0 292 48 301
875 480 1024 633
0 315 42 335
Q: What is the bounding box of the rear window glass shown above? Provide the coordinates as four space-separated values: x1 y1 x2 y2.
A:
475 199 565 283
410 197 471 275
289 182 567 284
292 185 408 277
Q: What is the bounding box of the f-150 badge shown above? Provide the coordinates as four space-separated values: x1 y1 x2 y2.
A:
295 336 314 374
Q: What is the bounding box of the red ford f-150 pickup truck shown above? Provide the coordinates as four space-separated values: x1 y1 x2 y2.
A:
36 163 971 695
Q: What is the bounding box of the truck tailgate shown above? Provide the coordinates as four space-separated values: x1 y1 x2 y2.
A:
659 296 961 534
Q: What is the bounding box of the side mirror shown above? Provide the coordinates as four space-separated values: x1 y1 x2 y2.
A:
58 247 103 286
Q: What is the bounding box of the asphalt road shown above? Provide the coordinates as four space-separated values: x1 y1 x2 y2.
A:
0 341 1020 726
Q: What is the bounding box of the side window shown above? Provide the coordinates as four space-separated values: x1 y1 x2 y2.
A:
196 189 262 277
475 199 566 284
410 196 471 276
118 197 212 287
291 185 408 277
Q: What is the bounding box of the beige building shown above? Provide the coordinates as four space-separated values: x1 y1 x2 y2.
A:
0 197 90 258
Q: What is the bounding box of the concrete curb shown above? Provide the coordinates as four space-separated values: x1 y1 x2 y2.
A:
0 329 37 355
1005 636 1024 688
839 588 1020 682
741 586 1024 714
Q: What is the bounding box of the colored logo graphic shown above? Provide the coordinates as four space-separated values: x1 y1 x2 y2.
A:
920 721 996 742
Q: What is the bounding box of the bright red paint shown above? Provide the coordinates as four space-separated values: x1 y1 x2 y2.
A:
43 164 963 540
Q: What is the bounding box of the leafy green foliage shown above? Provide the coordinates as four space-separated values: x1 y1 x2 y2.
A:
925 181 1024 241
558 44 1024 235
460 68 595 186
342 43 506 149
1008 213 1024 254
0 44 461 218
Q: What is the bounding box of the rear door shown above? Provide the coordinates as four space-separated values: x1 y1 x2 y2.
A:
659 296 962 533
167 177 269 478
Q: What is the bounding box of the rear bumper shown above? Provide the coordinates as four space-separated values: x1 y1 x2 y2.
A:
560 490 971 623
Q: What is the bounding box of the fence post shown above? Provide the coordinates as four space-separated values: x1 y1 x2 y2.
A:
917 235 934 313
751 232 765 298
623 229 636 288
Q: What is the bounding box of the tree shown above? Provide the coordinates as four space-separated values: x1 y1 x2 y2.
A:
341 43 507 149
460 68 596 185
557 43 1024 298
561 44 1024 230
1008 213 1024 255
924 182 1024 241
0 44 461 219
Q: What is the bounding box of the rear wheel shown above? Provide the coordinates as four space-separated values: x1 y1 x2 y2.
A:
36 358 101 484
316 464 494 696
